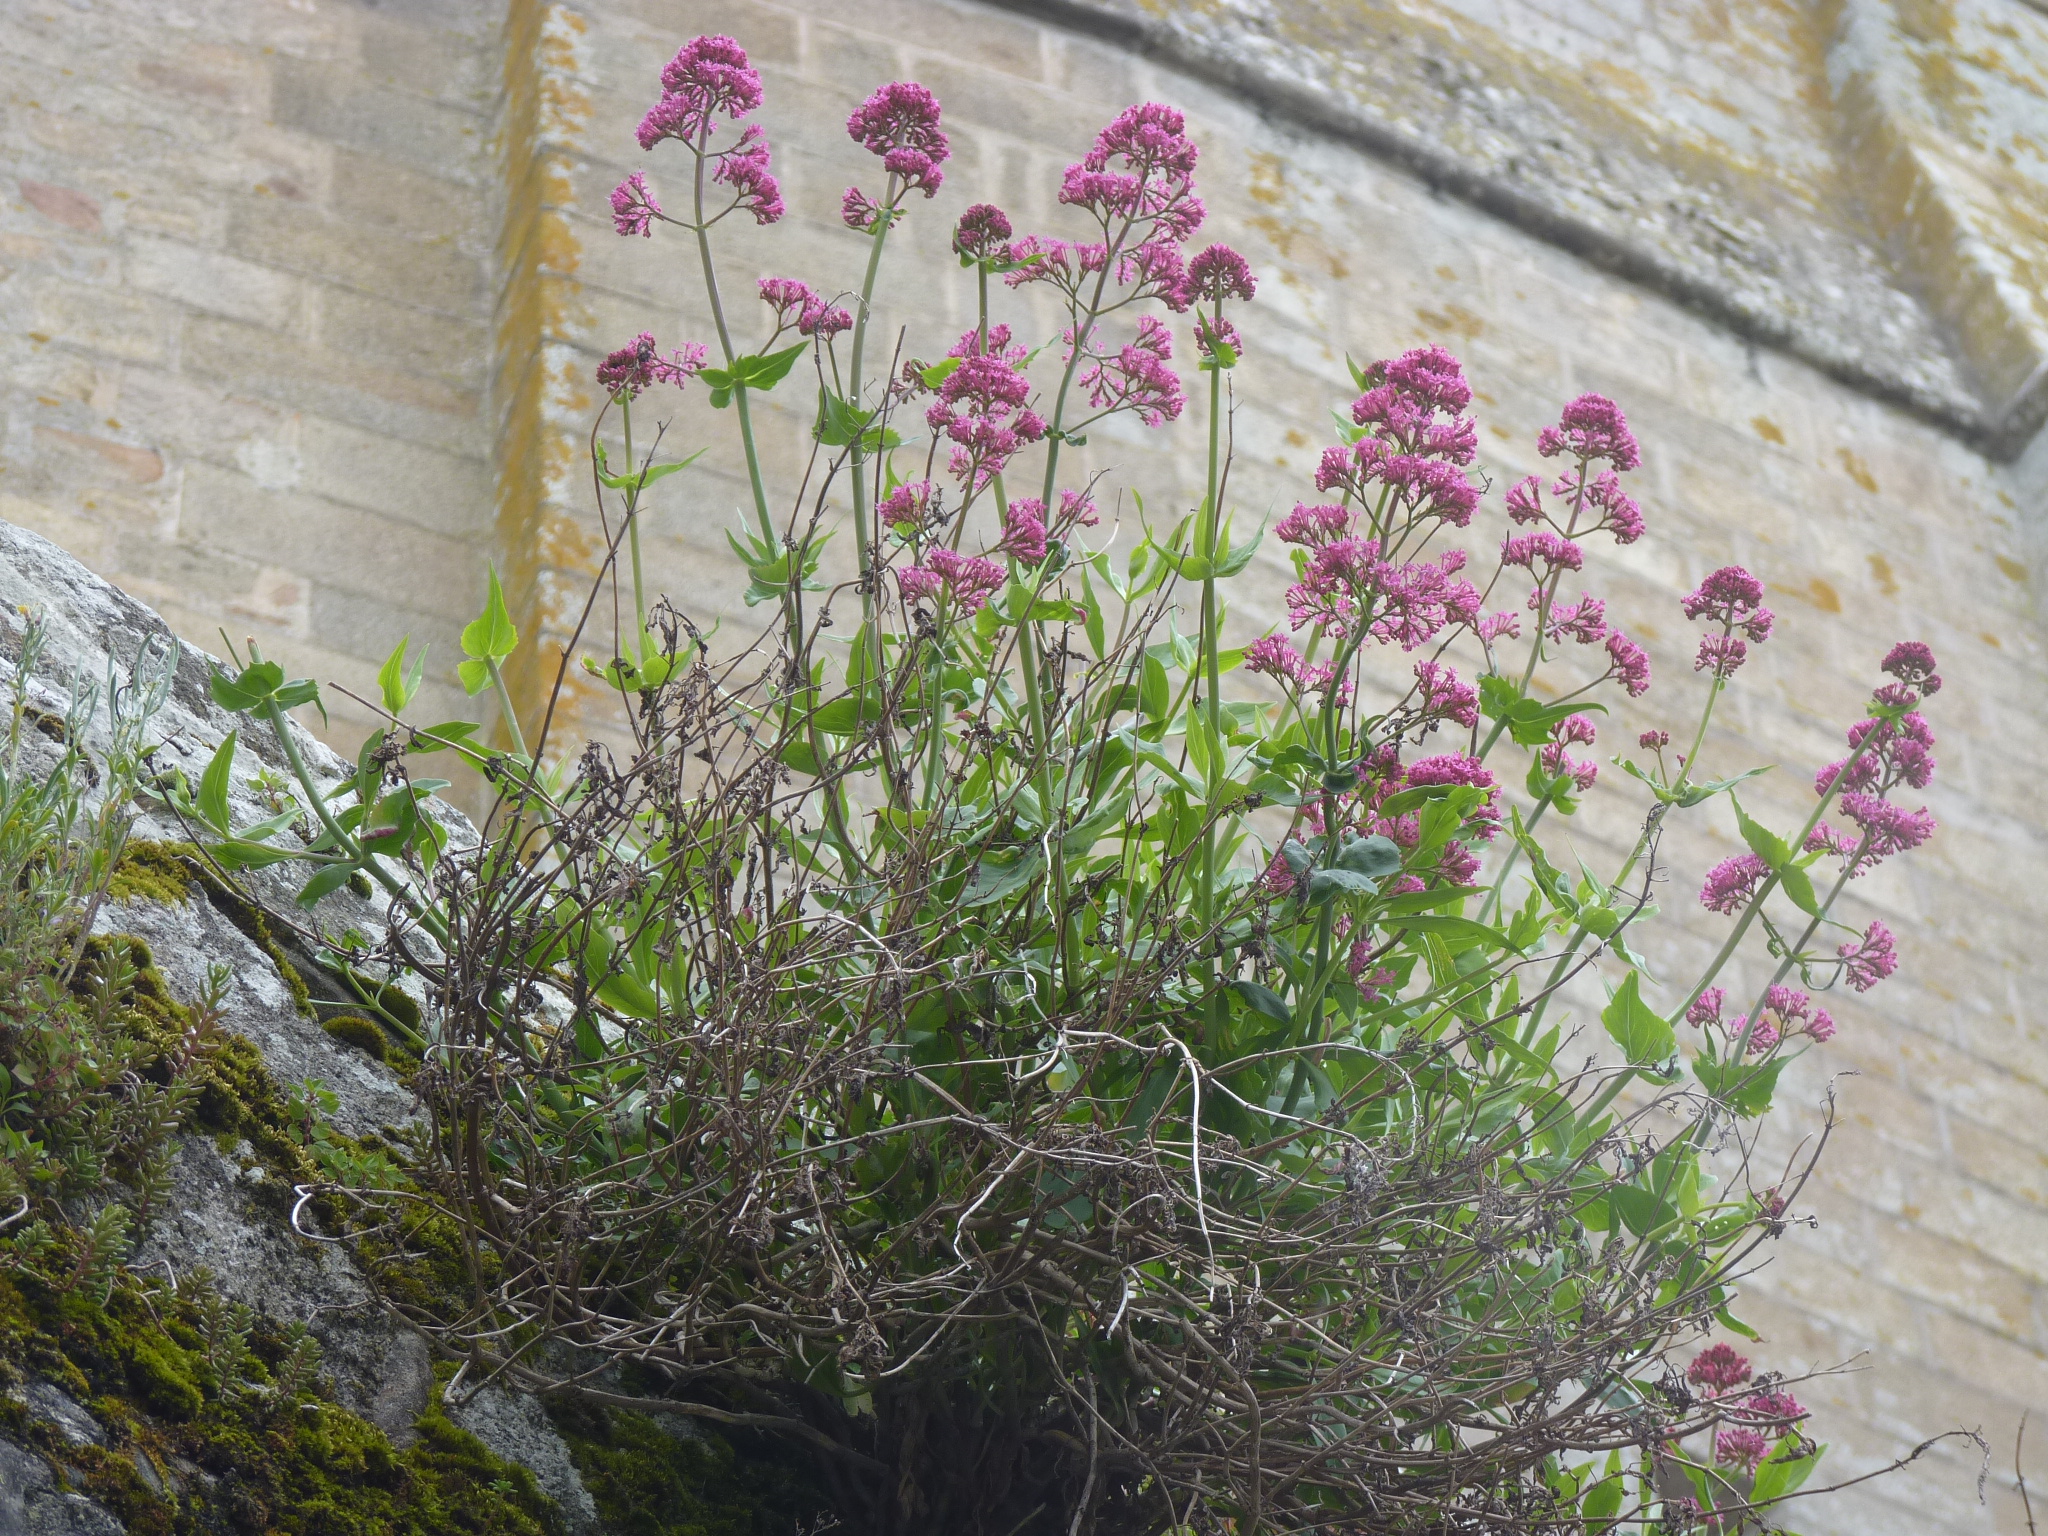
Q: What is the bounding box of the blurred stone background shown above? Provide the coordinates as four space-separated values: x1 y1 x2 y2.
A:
2 0 2045 1529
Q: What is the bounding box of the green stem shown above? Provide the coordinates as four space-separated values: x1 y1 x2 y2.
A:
690 134 774 547
487 658 531 763
258 697 448 949
622 402 647 641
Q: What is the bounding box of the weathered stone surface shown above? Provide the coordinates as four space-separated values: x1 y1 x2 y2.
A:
450 1385 603 1535
0 1437 123 1536
0 521 598 1522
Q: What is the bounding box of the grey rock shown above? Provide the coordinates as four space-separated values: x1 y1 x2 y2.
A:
0 522 597 1526
450 1386 601 1536
129 1137 428 1432
19 1385 103 1450
0 1438 123 1536
92 893 418 1140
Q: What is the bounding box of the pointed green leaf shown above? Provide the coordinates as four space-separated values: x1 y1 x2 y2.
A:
197 731 236 834
1601 972 1675 1067
460 566 519 664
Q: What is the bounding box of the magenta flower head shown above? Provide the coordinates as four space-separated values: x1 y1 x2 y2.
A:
999 497 1049 565
1839 920 1898 991
711 125 784 223
611 172 660 236
1502 529 1584 575
846 81 949 198
1683 565 1774 646
1276 502 1351 548
596 332 706 399
797 298 852 338
638 35 764 148
1700 852 1768 915
953 203 1013 262
1060 102 1204 242
1537 392 1641 472
1685 988 1725 1027
895 565 942 603
925 355 1046 490
1319 347 1481 527
1639 729 1670 750
927 548 1006 612
1079 315 1183 427
879 479 936 534
1687 1342 1753 1395
1413 659 1478 729
1880 640 1941 700
1604 629 1652 696
758 277 816 330
1178 243 1257 307
1245 634 1305 684
1715 1427 1771 1472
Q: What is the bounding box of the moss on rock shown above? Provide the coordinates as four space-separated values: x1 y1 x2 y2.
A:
547 1398 831 1536
322 1013 389 1062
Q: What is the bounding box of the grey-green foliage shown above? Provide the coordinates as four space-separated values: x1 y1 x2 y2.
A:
0 615 181 1261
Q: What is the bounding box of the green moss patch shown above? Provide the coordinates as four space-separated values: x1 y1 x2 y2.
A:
548 1397 831 1536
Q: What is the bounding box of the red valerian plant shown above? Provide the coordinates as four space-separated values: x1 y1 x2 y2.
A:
174 32 1972 1536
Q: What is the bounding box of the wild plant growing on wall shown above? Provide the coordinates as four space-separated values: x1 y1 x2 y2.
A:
170 34 1962 1536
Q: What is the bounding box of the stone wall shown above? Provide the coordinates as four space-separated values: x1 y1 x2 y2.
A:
4 0 2047 1532
0 0 507 760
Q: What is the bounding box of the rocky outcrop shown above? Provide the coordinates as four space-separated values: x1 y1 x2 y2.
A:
0 522 602 1533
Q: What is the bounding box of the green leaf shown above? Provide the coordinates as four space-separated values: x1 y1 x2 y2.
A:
1581 1461 1623 1520
409 720 482 754
962 848 1044 906
1337 834 1403 878
460 566 519 666
296 863 357 908
919 356 963 389
1716 1303 1762 1341
1732 793 1792 870
1778 861 1822 916
1601 972 1675 1067
1306 867 1380 905
456 657 491 697
1398 915 1520 951
378 638 425 716
1231 980 1291 1026
197 731 236 835
574 1012 608 1062
1214 523 1264 576
738 340 810 392
1694 1053 1788 1117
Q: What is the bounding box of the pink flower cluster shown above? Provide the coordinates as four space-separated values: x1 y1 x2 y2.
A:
999 498 1049 565
637 34 763 147
1412 659 1478 730
1244 635 1351 706
633 37 786 225
1699 852 1769 915
1507 393 1645 546
1808 647 1941 878
1538 713 1598 791
924 355 1047 490
895 548 1004 612
844 80 950 223
758 277 848 338
1285 542 1482 650
595 332 706 399
1058 102 1204 242
611 171 659 236
1683 565 1774 678
1837 919 1897 991
1688 985 1835 1052
1688 1342 1807 1470
879 480 938 535
1311 347 1482 529
953 203 1013 261
1078 315 1184 426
